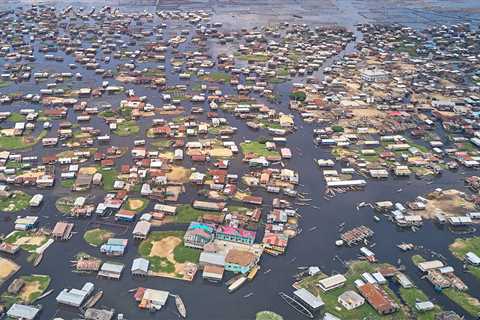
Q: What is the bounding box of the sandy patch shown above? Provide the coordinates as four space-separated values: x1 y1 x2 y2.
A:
79 167 97 175
128 199 144 211
167 166 191 183
209 148 233 158
422 189 476 219
19 281 41 302
14 236 46 246
149 236 182 258
0 258 19 279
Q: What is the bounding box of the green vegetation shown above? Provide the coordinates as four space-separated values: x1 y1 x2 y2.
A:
114 120 140 136
96 166 118 191
55 196 75 214
296 261 407 320
98 110 115 118
411 254 426 266
152 140 172 149
7 112 25 122
236 53 270 62
200 72 231 83
0 274 51 307
332 125 344 133
4 231 48 252
138 231 200 273
256 311 284 320
83 228 114 247
289 91 306 101
240 141 280 157
399 287 442 320
169 205 217 224
443 288 480 317
0 130 47 150
173 244 201 263
61 179 75 189
0 191 32 212
124 198 150 213
449 237 480 281
0 80 12 88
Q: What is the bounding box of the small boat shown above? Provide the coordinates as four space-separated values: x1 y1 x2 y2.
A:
308 226 318 231
243 292 254 298
373 215 380 222
175 295 187 318
82 290 103 309
248 265 260 281
128 288 138 293
33 253 43 267
225 274 242 286
32 289 54 302
228 276 247 293
278 292 313 318
263 268 272 274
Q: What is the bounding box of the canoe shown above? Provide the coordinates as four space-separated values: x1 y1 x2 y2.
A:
247 265 260 281
278 292 313 318
82 290 103 309
33 252 43 267
175 295 187 318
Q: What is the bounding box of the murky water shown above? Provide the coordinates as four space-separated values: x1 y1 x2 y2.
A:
0 1 480 320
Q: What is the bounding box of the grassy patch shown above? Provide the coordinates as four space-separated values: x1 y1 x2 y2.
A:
443 288 480 317
7 112 25 122
240 141 280 158
168 205 218 224
296 261 407 320
256 311 284 320
0 191 32 212
411 254 426 266
114 120 140 136
449 237 480 281
96 166 118 192
138 231 200 273
0 274 51 307
173 245 200 263
399 287 441 320
124 198 150 213
61 179 75 189
236 53 270 62
83 228 114 247
4 231 48 252
0 130 47 150
152 140 172 149
200 72 231 83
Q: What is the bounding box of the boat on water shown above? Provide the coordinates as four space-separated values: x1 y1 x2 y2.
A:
243 292 253 298
33 252 43 267
32 289 54 302
228 276 247 293
278 292 313 318
373 215 380 222
225 274 242 286
82 290 103 309
248 265 260 281
175 295 186 318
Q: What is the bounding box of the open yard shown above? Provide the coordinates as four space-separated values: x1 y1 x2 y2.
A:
399 287 442 320
164 204 221 224
167 166 191 184
139 231 199 280
295 261 407 320
240 141 280 158
0 130 47 150
449 236 480 281
1 274 50 307
4 231 49 253
0 191 32 212
124 198 149 213
443 288 480 317
0 257 20 285
113 120 140 136
83 228 114 247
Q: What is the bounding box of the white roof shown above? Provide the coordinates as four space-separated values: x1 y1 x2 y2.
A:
293 288 324 309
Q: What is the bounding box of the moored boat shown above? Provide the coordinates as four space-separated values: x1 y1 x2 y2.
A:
227 276 247 293
278 292 313 318
247 265 260 281
175 295 186 318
